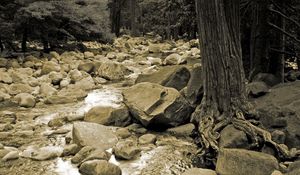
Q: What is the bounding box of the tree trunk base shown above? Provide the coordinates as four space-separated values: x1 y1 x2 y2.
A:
192 102 300 166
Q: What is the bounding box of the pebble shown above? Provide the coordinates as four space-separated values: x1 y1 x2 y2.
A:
2 151 19 161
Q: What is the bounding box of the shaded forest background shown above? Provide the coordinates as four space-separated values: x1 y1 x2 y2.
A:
0 0 300 80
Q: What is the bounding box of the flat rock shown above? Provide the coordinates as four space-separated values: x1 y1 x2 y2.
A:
138 134 157 144
136 66 190 91
219 125 249 148
216 148 279 175
123 82 192 127
182 168 217 175
84 105 131 127
79 160 121 175
72 122 118 150
166 123 195 137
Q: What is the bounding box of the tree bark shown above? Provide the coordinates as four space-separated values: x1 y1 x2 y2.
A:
249 0 270 80
130 0 138 36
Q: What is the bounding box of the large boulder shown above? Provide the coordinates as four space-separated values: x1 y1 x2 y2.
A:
84 104 131 127
72 122 118 150
246 81 269 98
136 66 190 91
255 81 300 148
97 61 131 80
123 82 193 127
252 73 281 87
216 148 279 175
79 160 121 175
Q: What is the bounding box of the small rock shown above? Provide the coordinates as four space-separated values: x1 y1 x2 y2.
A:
247 81 269 97
69 69 83 83
166 123 195 137
147 57 162 65
113 140 140 160
0 143 3 149
0 149 10 158
84 105 131 127
271 170 283 175
138 134 157 145
163 53 186 65
272 130 286 144
115 128 131 139
78 62 95 73
14 93 36 108
182 168 217 175
48 117 65 128
40 83 57 97
127 123 147 134
63 144 81 156
82 149 111 163
84 51 94 59
71 146 95 164
31 146 63 161
41 61 61 75
219 125 248 148
2 151 19 161
79 160 121 175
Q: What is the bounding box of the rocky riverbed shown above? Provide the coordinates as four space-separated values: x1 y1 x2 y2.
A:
1 36 300 175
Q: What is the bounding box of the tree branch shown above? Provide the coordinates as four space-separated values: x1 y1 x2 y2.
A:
268 22 300 44
269 7 300 29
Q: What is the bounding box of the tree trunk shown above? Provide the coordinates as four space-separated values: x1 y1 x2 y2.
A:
249 0 270 80
130 0 138 36
22 26 28 52
0 36 3 52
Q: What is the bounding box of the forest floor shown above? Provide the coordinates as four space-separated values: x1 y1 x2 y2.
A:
0 36 300 175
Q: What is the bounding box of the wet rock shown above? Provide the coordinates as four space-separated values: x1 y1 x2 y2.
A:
82 149 111 163
41 61 61 75
79 160 121 175
97 61 131 80
136 66 190 91
2 151 19 161
31 146 63 161
60 78 71 88
219 125 249 148
252 73 281 87
113 140 140 160
84 105 131 127
8 83 33 95
115 128 131 139
182 168 217 175
14 93 36 108
123 82 192 127
216 148 279 175
63 144 81 156
78 62 95 74
45 95 77 104
166 123 195 137
163 53 186 65
138 134 156 144
71 146 95 164
126 123 147 134
246 81 269 97
72 122 118 150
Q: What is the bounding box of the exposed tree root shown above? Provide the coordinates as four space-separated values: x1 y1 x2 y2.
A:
192 102 300 166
